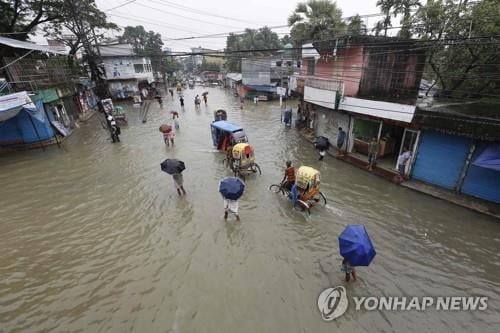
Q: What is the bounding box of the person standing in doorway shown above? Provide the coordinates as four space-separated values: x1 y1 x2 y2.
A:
367 137 379 171
396 146 412 182
172 173 186 196
337 127 346 156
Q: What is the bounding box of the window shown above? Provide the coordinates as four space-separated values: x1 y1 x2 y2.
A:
134 64 144 73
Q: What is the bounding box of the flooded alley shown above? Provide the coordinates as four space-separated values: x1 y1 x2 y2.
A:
1 87 499 332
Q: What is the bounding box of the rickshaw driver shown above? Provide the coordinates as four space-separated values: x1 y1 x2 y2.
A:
281 161 295 191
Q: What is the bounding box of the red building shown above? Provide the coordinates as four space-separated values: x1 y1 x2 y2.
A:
294 36 426 175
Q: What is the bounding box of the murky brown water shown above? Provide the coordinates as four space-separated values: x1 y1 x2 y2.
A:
1 87 499 332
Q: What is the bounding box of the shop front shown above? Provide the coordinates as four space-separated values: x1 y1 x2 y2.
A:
349 115 420 174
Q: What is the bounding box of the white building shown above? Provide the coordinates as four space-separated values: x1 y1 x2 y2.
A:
100 44 154 99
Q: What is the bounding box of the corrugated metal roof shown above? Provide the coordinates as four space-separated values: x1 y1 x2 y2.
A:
0 36 68 55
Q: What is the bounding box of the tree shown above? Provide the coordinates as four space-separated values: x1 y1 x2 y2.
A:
44 0 118 58
0 0 63 41
393 0 421 38
287 0 346 46
347 14 367 36
225 26 283 72
200 58 220 71
375 0 394 37
412 0 500 99
120 26 164 79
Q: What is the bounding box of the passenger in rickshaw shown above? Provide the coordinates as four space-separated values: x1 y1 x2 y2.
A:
219 133 231 151
292 167 321 207
281 161 295 191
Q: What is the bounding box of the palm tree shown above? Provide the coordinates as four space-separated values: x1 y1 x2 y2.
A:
347 14 367 36
376 0 395 36
393 0 421 38
288 0 346 46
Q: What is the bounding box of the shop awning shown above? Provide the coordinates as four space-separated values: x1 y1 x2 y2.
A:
0 36 68 55
0 91 36 122
473 143 500 171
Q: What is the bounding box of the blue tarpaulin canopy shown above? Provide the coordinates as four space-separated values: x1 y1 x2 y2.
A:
472 143 500 171
0 91 37 122
211 121 243 133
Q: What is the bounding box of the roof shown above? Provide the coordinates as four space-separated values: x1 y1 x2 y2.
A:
0 91 37 122
0 36 68 55
99 44 136 57
210 121 243 132
226 73 242 81
415 101 500 140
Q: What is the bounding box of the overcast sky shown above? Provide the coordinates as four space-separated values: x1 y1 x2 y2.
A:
94 0 382 52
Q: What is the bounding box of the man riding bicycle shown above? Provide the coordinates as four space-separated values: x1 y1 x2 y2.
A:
281 161 295 191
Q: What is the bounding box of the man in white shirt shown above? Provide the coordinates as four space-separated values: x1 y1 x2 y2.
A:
396 147 412 181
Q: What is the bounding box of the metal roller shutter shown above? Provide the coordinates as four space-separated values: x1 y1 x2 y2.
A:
412 131 472 190
461 143 500 203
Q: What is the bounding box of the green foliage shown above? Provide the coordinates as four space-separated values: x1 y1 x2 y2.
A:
0 0 63 40
162 56 179 75
287 0 346 46
120 26 164 78
43 0 118 56
225 26 283 72
200 58 221 71
347 14 367 36
412 0 500 99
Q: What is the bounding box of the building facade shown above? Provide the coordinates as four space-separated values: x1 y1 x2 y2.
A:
99 44 154 99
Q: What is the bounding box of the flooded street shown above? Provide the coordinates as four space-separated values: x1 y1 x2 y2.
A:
1 87 499 332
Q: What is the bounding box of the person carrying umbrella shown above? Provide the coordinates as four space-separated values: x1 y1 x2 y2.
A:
202 91 208 105
219 177 245 221
314 136 330 161
161 159 186 195
338 224 376 282
159 124 174 146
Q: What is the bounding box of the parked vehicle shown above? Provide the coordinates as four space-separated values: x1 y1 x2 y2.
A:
210 120 247 151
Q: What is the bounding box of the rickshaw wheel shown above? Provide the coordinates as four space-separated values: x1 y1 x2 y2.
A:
297 200 311 215
251 163 262 175
269 184 284 194
319 192 327 205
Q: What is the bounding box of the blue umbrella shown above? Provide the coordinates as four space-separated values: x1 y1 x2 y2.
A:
219 177 245 200
338 224 376 266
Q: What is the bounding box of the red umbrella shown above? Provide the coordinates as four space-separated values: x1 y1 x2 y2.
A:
159 124 172 133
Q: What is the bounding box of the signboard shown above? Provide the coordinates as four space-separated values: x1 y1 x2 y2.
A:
304 86 337 110
339 97 416 123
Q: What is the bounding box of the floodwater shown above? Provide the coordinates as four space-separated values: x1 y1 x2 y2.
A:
1 87 499 333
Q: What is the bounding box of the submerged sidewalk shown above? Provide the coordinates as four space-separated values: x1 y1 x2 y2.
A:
401 180 500 219
298 128 500 220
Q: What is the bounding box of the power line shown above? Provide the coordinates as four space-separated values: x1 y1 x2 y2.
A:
150 0 264 26
139 3 244 30
105 0 138 12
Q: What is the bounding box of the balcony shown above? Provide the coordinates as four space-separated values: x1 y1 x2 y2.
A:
299 75 343 110
303 76 342 91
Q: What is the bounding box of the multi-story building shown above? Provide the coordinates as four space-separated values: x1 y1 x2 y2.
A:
100 44 154 99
